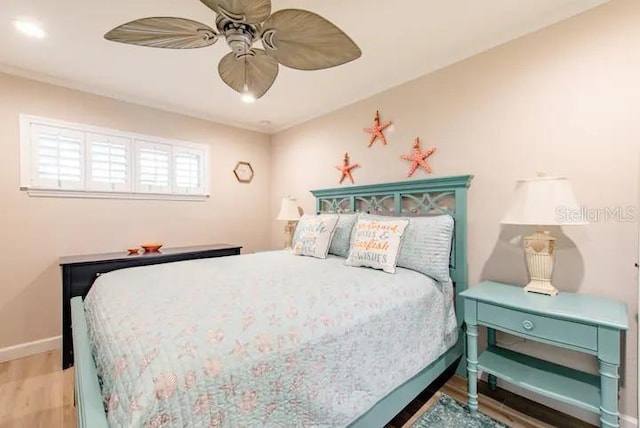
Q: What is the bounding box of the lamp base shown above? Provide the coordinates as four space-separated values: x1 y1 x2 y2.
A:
524 280 558 296
523 229 557 296
283 220 297 250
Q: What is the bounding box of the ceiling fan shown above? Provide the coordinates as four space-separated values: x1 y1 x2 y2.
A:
105 0 362 102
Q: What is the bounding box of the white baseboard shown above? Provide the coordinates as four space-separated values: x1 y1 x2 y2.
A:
621 414 639 428
0 336 62 363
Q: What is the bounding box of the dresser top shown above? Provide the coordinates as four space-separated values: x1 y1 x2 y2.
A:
461 281 628 330
59 244 242 266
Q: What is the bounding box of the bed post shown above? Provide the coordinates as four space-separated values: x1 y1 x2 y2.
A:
71 297 109 428
454 182 471 376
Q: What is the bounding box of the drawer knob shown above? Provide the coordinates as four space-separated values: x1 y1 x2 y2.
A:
522 320 534 331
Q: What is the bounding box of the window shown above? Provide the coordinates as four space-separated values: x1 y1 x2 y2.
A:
174 147 205 195
87 133 131 192
20 115 209 200
136 140 171 194
30 124 85 190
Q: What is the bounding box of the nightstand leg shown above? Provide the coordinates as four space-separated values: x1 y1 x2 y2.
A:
599 360 620 428
466 323 479 415
487 328 497 390
488 375 497 391
598 326 621 428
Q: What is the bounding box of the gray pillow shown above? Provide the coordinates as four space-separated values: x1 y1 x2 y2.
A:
328 214 358 257
358 213 454 282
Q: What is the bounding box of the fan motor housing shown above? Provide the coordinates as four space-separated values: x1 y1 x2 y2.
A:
216 16 259 58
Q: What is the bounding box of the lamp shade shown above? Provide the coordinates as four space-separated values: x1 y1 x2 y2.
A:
501 176 588 225
276 197 300 221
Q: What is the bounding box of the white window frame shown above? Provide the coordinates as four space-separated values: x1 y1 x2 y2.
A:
135 139 173 195
28 123 86 191
86 132 132 193
20 114 210 201
173 145 207 195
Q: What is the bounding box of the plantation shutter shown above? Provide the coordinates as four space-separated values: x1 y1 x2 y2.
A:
21 115 209 199
87 133 131 192
30 124 84 190
135 140 172 194
174 147 205 195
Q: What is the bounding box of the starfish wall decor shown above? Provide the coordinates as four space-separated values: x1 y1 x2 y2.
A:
364 110 392 147
335 152 359 184
401 137 436 177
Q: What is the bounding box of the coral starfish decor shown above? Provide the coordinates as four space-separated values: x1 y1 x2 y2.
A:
401 137 436 177
335 152 359 184
364 110 392 147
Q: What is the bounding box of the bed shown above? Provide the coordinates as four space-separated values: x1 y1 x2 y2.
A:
71 175 473 427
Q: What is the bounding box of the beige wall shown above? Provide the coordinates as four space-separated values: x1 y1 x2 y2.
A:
270 0 639 420
1 0 638 421
0 72 271 350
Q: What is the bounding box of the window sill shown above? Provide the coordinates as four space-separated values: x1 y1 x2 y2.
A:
21 188 209 202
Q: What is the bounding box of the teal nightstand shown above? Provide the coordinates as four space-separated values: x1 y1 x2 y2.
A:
460 281 628 428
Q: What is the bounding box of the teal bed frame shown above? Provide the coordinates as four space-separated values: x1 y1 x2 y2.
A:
70 174 472 428
312 175 473 427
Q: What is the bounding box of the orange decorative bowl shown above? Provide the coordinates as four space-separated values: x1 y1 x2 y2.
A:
141 243 163 253
127 247 140 255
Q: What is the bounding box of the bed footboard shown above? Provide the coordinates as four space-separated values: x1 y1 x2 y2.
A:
70 296 109 428
348 340 463 428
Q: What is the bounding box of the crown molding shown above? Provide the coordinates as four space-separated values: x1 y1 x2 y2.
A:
0 63 270 135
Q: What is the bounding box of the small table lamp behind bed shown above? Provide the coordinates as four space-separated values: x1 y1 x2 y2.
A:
277 196 301 249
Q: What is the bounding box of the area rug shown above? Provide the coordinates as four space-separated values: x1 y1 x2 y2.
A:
410 393 508 428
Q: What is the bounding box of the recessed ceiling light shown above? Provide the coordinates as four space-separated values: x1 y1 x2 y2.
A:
259 120 272 126
14 19 45 39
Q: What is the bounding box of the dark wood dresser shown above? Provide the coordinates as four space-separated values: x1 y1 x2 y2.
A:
60 243 242 369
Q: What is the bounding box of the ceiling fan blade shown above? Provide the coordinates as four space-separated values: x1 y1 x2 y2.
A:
105 17 218 49
200 0 271 24
218 49 279 98
261 9 361 71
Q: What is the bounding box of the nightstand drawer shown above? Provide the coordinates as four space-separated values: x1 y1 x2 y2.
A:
477 302 597 351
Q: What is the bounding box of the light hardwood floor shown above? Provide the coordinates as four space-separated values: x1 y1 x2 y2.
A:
0 350 587 428
0 351 75 428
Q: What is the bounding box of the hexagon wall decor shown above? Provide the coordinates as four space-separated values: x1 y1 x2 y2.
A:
233 161 254 183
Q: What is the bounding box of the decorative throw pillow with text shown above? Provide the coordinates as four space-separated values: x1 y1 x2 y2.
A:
293 214 339 259
344 217 410 273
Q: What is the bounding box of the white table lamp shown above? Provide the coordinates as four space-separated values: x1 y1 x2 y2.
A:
276 196 301 249
501 174 587 296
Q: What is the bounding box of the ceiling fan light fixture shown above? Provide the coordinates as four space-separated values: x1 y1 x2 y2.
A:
241 85 256 103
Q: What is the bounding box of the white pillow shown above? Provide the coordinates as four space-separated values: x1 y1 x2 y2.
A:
344 217 410 273
293 214 339 259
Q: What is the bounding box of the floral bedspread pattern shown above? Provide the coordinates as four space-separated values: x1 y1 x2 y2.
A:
84 251 458 427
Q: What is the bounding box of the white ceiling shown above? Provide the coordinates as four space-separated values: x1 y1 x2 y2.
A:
0 0 607 133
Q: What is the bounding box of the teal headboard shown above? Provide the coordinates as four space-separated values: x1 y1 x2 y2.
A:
310 175 473 331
